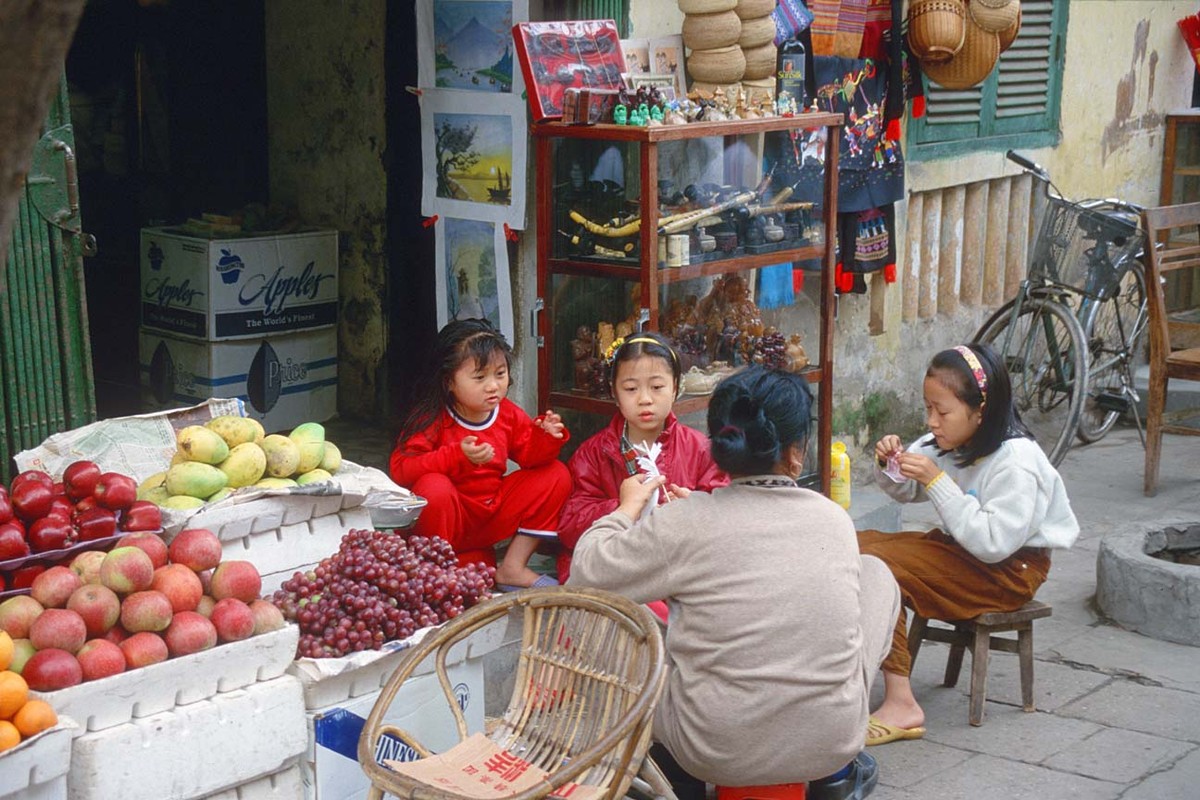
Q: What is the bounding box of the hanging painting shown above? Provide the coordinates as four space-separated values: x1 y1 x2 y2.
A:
417 0 529 95
436 217 514 342
420 90 528 227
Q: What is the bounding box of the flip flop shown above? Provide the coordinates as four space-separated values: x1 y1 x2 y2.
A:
496 574 560 592
865 716 926 746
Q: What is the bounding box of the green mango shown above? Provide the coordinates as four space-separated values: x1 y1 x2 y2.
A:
161 494 206 510
218 442 267 488
318 442 342 473
296 468 333 486
176 425 230 465
165 461 229 499
261 434 301 478
253 477 299 489
205 415 260 448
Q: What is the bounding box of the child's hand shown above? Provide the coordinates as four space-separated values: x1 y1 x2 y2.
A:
665 484 691 502
618 473 665 519
875 434 903 464
461 435 495 465
536 410 565 439
898 452 941 486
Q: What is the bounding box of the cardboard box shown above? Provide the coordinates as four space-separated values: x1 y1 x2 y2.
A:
138 326 337 434
304 659 485 800
140 227 338 340
66 676 307 800
0 721 76 800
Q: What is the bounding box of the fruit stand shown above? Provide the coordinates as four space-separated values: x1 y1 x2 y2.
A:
0 399 506 800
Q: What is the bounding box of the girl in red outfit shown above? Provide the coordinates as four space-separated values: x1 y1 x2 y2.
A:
557 333 728 606
389 319 571 589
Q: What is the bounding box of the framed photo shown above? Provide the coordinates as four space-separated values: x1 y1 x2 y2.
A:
650 36 687 98
435 217 514 343
420 90 528 228
620 39 651 76
629 73 678 96
416 0 529 95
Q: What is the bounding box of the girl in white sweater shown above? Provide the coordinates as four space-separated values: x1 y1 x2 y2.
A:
860 343 1079 745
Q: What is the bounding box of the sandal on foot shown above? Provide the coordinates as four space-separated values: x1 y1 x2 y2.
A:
865 716 926 746
496 574 560 592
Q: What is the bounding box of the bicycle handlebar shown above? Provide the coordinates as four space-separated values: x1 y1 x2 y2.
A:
1006 150 1048 180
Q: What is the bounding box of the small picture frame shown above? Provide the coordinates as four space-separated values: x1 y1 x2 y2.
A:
649 36 687 98
629 72 678 95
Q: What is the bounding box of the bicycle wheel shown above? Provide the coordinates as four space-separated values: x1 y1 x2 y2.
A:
1077 260 1148 442
974 298 1089 466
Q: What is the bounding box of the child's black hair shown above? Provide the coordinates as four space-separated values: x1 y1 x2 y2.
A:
608 331 681 396
924 342 1032 467
707 366 812 476
397 318 514 445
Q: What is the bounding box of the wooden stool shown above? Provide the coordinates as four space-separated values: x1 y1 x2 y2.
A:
907 600 1053 726
717 783 806 800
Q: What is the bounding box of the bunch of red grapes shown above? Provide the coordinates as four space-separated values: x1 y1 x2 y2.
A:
271 529 494 659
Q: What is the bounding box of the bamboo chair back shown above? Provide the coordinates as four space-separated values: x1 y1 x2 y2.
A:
1141 202 1200 495
358 587 667 800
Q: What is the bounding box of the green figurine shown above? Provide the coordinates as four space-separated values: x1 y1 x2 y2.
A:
650 105 664 123
613 104 628 125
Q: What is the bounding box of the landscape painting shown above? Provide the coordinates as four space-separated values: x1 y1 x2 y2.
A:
435 217 514 341
417 0 528 95
420 90 527 227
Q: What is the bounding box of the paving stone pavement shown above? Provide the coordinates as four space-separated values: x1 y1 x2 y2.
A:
327 418 1200 798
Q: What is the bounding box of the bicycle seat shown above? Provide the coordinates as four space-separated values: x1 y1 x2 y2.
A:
1077 207 1138 245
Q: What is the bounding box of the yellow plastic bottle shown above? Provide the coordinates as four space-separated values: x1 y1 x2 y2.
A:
830 441 851 510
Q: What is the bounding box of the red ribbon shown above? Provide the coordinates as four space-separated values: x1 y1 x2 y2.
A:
421 215 439 228
503 223 519 242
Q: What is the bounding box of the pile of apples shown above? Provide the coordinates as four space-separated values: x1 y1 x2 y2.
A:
0 528 286 691
0 462 162 590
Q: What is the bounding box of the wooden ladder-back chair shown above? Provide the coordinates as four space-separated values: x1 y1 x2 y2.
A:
358 587 672 800
1142 201 1200 496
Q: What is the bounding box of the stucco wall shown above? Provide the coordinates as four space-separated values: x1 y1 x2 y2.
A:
265 0 388 420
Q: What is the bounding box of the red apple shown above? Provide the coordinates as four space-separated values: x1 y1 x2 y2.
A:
196 595 216 617
210 598 255 642
167 529 223 572
0 595 44 638
62 460 102 502
119 501 162 533
119 590 173 633
10 470 52 493
99 546 155 594
73 496 98 517
150 564 203 613
9 638 35 674
164 611 218 657
116 531 168 569
28 514 74 552
75 507 118 542
30 566 83 608
77 638 126 681
93 472 137 512
0 489 13 524
10 564 45 589
102 625 128 645
67 584 121 638
22 648 83 690
11 480 54 522
120 631 168 668
248 599 286 635
209 561 261 603
47 496 74 519
0 522 30 559
29 608 88 653
70 550 106 584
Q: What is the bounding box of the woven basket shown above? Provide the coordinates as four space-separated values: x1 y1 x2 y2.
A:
739 15 777 48
688 45 747 83
679 0 738 13
735 0 777 20
998 3 1021 52
741 41 778 80
969 0 1020 34
923 12 1000 89
683 10 743 51
908 0 967 65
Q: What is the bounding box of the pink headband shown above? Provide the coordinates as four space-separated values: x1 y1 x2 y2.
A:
954 345 988 405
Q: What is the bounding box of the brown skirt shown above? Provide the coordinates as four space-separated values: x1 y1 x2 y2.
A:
857 529 1051 676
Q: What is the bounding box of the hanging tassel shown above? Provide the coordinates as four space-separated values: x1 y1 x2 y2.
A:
884 263 897 283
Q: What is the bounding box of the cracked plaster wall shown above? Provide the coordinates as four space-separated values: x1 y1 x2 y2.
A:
265 0 388 420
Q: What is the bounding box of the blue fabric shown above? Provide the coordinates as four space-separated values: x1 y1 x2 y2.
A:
756 262 795 309
774 0 816 45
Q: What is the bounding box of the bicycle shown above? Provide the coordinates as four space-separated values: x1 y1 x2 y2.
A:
972 151 1148 466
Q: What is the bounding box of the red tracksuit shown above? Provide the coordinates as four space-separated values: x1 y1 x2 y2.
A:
389 400 571 566
557 412 728 583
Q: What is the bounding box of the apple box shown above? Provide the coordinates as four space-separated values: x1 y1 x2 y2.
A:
0 721 76 800
140 227 338 341
138 326 337 435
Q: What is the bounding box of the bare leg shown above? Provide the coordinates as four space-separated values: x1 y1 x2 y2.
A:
871 670 925 730
494 534 546 588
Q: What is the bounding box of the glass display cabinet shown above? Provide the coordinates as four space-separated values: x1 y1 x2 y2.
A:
532 113 843 491
1161 110 1200 207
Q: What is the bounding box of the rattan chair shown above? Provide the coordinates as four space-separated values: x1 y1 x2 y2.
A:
358 587 672 800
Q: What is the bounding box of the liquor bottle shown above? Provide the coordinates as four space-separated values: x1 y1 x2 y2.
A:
776 39 806 114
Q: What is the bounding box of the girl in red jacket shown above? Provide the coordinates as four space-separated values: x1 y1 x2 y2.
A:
557 332 728 606
390 319 570 590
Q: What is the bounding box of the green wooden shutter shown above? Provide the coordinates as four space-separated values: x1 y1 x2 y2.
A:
1 77 96 481
909 0 1068 159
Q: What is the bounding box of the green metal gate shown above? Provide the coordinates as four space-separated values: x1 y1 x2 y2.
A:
1 77 97 482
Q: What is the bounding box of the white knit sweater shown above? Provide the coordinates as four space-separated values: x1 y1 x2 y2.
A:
875 436 1080 562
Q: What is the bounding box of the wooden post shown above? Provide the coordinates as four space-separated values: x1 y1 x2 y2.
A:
919 191 942 319
904 192 923 322
938 185 965 316
982 177 1011 307
961 182 988 307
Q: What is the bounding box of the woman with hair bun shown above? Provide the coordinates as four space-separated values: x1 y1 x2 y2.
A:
569 366 900 800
